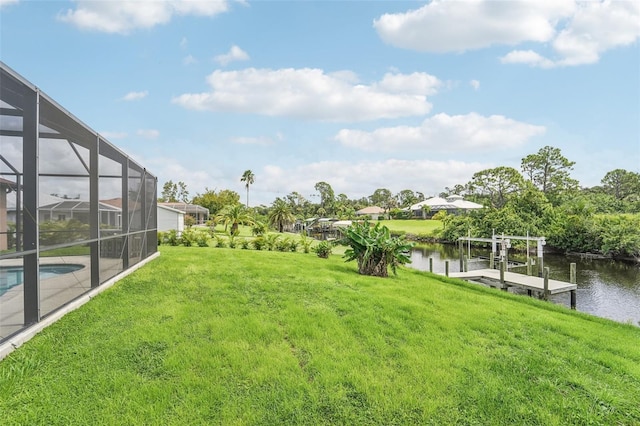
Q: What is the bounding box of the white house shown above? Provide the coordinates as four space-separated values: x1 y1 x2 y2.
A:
157 204 185 234
409 195 483 218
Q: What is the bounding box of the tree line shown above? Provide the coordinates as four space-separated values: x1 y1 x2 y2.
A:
158 146 640 259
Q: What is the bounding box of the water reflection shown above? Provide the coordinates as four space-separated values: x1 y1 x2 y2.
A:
410 244 640 326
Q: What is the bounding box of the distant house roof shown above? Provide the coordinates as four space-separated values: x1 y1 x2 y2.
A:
356 206 385 215
409 195 482 212
158 202 209 215
39 200 121 212
101 198 122 209
0 177 17 191
158 204 185 215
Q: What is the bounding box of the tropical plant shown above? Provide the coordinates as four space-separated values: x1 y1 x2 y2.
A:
314 241 333 259
213 234 227 248
268 198 296 232
251 220 268 236
252 237 266 251
241 170 255 208
299 233 313 253
341 221 414 277
215 204 255 236
264 233 280 251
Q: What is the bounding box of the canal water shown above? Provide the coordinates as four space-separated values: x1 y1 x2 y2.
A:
409 244 640 326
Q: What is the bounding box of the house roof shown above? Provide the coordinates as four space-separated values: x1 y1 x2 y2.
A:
158 204 185 215
158 202 209 215
0 177 17 190
356 206 385 215
409 195 482 211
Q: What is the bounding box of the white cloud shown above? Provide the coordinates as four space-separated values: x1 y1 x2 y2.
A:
172 68 439 121
259 158 490 202
376 72 441 96
137 129 160 139
470 79 480 90
375 0 639 68
231 136 274 146
180 36 188 49
335 113 546 152
58 0 229 34
183 54 198 65
214 45 250 66
121 90 148 101
0 0 19 8
374 0 574 52
500 50 555 68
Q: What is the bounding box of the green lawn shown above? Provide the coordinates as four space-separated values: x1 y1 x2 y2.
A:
1 246 639 424
380 219 443 236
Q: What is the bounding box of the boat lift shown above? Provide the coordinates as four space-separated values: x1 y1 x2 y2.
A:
457 231 546 277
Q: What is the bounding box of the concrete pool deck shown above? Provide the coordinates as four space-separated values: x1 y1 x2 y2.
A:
0 252 159 360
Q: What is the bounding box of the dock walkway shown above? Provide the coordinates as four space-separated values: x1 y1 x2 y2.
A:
445 268 577 308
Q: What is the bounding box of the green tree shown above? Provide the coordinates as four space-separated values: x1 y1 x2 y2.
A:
521 146 578 205
160 180 189 203
192 188 241 216
467 166 525 209
241 170 255 208
314 181 335 215
268 198 296 232
215 204 254 236
601 169 640 201
396 189 419 208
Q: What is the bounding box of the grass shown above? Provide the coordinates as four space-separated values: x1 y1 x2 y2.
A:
379 219 442 237
1 246 639 424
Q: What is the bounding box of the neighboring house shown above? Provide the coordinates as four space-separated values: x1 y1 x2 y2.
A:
356 206 386 220
0 177 17 251
157 204 185 235
158 202 209 224
38 199 121 227
409 195 483 218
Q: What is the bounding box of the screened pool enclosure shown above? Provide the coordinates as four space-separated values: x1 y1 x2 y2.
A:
0 62 158 344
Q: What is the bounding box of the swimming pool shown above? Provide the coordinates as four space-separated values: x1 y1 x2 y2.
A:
0 264 85 296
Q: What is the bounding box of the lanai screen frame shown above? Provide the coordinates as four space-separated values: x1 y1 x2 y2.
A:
0 62 157 342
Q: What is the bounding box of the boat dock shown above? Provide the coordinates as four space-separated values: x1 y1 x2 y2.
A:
444 268 577 309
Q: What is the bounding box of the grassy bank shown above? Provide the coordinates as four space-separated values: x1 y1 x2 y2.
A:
378 219 442 239
1 246 639 424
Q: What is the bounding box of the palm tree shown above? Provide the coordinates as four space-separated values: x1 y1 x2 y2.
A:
215 204 254 236
240 170 255 208
268 199 296 233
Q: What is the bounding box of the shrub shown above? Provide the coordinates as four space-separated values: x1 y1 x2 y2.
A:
299 233 313 253
341 221 413 277
314 241 332 259
265 234 280 251
162 229 180 246
240 239 251 249
157 231 165 245
213 234 227 248
194 230 209 247
181 228 195 247
252 237 266 250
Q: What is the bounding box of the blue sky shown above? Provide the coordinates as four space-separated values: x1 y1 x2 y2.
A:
1 0 639 205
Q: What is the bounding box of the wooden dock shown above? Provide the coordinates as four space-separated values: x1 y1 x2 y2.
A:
445 268 577 309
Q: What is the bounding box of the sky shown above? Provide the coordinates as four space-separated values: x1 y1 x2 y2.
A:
1 0 639 206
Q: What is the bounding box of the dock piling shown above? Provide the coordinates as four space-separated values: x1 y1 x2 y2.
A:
570 263 577 309
445 260 449 277
429 257 433 273
543 267 550 301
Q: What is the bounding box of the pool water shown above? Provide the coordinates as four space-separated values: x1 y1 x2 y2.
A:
0 264 84 296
